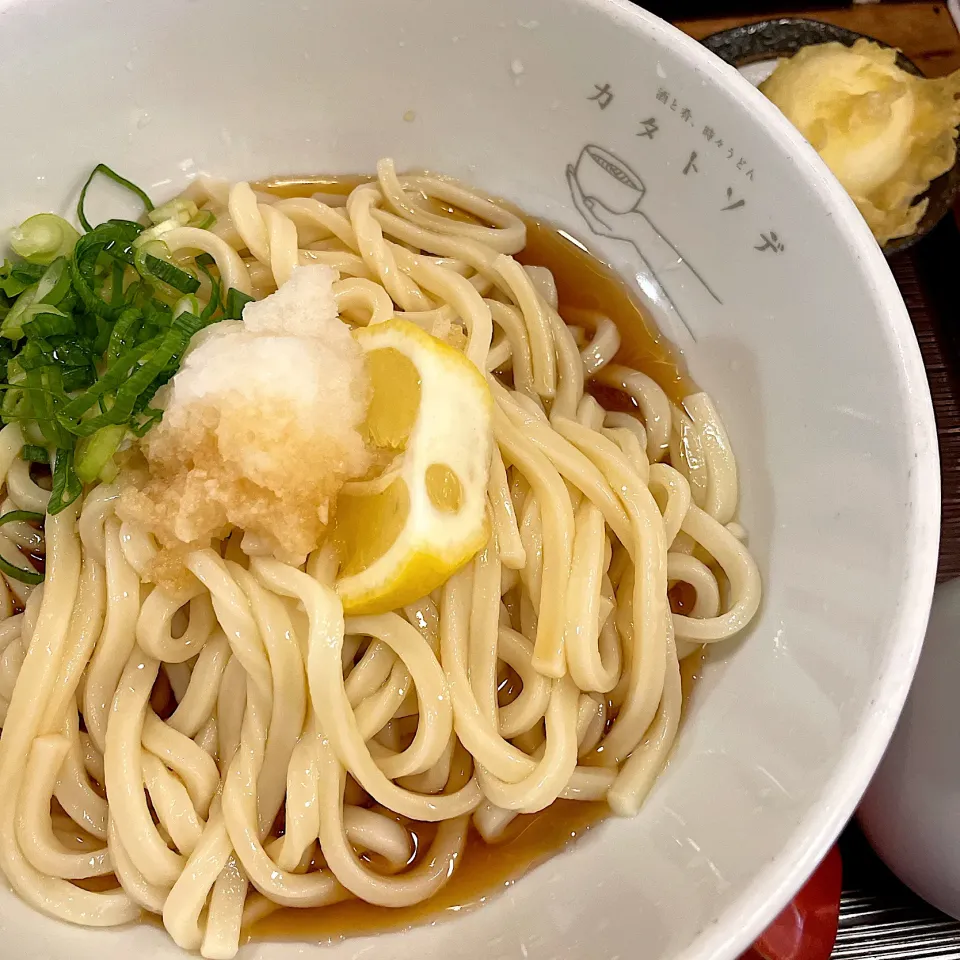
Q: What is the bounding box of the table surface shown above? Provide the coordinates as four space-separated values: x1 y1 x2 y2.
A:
675 4 960 956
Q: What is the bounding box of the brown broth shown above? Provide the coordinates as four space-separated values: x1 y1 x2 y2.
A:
240 174 699 947
515 217 694 405
248 800 608 946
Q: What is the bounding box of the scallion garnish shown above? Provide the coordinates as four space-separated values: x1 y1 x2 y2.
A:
10 214 80 265
48 448 83 514
0 163 242 514
75 424 126 484
189 210 216 230
148 198 198 225
21 445 49 464
1 257 72 341
77 164 154 233
0 509 45 584
141 254 200 295
225 288 254 320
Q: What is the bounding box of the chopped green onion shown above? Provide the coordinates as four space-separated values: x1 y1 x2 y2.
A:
62 314 203 438
61 366 95 392
195 254 223 321
188 210 216 230
21 444 49 463
98 456 120 483
1 290 38 341
77 164 154 233
74 424 126 484
1 170 231 471
225 288 254 320
0 509 45 586
23 309 73 340
0 261 45 299
47 448 83 514
32 366 69 447
0 510 43 527
106 307 143 364
132 218 182 249
140 254 200 294
11 214 80 265
131 407 163 437
173 295 201 319
34 257 71 306
0 554 44 585
1 258 71 341
69 220 143 320
148 198 198 225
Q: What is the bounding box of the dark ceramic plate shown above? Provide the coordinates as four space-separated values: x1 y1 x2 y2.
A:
700 18 960 257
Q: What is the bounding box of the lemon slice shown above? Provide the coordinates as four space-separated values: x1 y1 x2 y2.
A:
333 318 493 615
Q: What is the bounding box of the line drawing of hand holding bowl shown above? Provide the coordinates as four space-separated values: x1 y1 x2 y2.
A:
567 144 723 342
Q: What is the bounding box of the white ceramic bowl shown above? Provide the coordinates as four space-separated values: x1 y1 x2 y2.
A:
0 1 940 959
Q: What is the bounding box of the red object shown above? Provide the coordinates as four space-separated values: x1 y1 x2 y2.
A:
741 846 843 960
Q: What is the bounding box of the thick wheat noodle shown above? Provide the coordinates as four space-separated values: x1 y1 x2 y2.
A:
41 559 104 735
667 553 721 619
0 498 43 551
555 419 668 764
315 735 469 907
593 365 673 460
0 424 25 486
468 543 502 727
163 662 191 703
494 405 574 677
107 816 167 913
581 315 622 378
230 566 306 833
6 458 51 514
142 753 203 857
344 639 396 705
685 393 740 525
670 405 709 508
18 735 112 878
82 520 140 755
495 627 552 738
163 227 253 296
185 551 272 698
166 632 230 737
105 649 185 887
492 379 633 550
564 501 620 693
137 586 215 663
349 185 433 311
671 506 761 642
141 713 219 818
345 614 452 779
217 655 246 770
333 277 395 326
476 673 580 813
0 163 761 959
392 247 492 371
53 707 108 840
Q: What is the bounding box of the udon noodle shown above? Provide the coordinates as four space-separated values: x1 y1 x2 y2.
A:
0 160 760 958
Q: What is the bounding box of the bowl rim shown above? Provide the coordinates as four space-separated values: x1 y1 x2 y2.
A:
583 1 940 958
